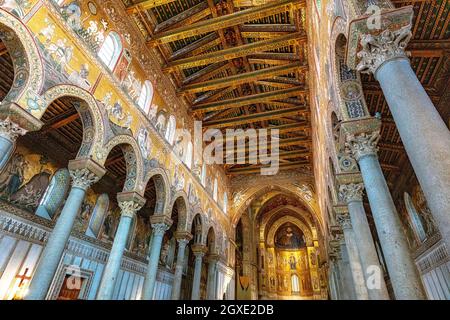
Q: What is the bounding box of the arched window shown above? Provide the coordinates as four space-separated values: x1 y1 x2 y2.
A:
201 163 207 187
165 115 177 145
213 178 218 202
86 194 110 238
184 141 193 169
404 192 427 243
156 112 166 135
98 32 122 70
36 168 70 220
137 80 153 113
291 274 300 294
223 192 228 214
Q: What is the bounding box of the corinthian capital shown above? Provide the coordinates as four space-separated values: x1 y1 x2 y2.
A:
357 26 412 75
70 168 101 191
337 214 352 230
119 200 143 218
0 118 27 141
339 183 365 204
345 131 380 161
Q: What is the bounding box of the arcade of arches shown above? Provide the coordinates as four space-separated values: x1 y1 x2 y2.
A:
0 0 449 301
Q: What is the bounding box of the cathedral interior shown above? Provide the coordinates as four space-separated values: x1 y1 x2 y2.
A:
0 0 448 301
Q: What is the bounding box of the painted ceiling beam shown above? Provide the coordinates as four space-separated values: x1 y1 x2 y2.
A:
240 24 298 33
182 62 228 85
127 0 178 12
233 150 311 163
164 33 305 71
227 161 309 175
154 2 210 33
192 87 306 113
180 62 306 94
203 106 307 128
231 137 311 154
170 33 220 60
149 0 304 44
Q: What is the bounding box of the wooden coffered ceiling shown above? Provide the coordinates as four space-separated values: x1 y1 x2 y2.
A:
362 0 450 204
122 0 311 175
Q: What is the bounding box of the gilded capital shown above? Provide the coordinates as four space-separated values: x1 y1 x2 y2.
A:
345 131 380 161
0 117 27 142
339 183 365 204
357 26 412 76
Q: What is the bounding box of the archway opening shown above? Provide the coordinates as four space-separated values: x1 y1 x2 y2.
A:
0 37 14 101
1 97 87 214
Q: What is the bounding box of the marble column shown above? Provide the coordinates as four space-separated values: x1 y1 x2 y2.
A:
206 254 219 300
357 26 450 261
339 183 390 300
25 159 105 300
97 192 145 300
142 216 172 300
191 244 207 300
0 118 27 171
338 240 357 300
346 131 424 299
171 232 192 300
337 214 369 300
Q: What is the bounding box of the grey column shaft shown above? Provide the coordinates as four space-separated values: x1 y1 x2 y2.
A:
376 58 450 255
348 200 390 300
191 255 203 300
171 241 188 300
338 243 356 300
342 228 369 300
358 154 424 299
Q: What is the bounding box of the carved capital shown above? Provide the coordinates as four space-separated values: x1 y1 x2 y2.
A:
191 244 208 257
0 117 27 142
207 253 220 264
345 131 380 161
175 231 193 245
69 168 101 191
339 183 365 204
151 223 170 236
150 215 173 234
68 159 106 190
357 26 412 76
337 214 352 230
118 200 142 218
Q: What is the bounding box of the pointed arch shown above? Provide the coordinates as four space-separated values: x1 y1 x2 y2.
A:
102 135 145 193
190 213 204 245
0 8 44 105
41 85 105 158
169 192 189 232
143 167 171 216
